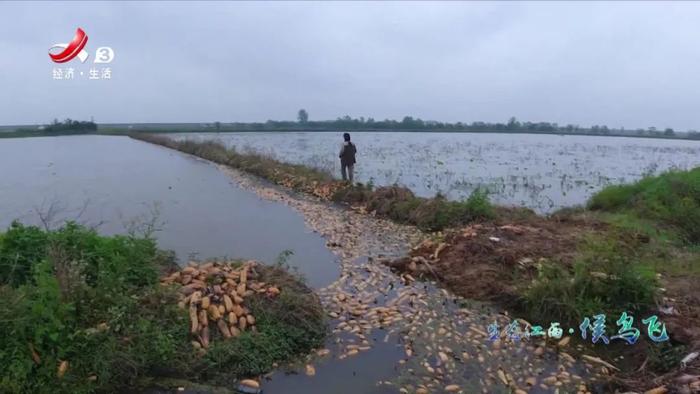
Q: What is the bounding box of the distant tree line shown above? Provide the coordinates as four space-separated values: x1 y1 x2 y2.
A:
4 118 99 138
199 110 695 139
43 118 97 133
13 111 697 141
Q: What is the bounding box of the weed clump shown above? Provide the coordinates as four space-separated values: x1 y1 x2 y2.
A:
588 168 700 243
360 186 494 231
522 234 657 325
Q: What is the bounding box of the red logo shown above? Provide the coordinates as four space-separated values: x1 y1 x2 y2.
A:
49 28 89 63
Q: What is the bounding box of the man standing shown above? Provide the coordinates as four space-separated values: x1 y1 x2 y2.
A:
339 132 357 182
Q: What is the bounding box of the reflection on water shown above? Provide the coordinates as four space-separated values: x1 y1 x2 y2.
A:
263 331 404 394
0 135 338 288
174 131 700 213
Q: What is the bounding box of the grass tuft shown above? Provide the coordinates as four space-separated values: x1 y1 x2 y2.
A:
522 233 657 325
588 168 700 243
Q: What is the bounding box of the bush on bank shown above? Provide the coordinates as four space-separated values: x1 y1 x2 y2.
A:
333 184 494 231
588 167 700 243
520 170 698 327
0 222 325 393
130 133 494 231
522 232 658 326
522 167 700 341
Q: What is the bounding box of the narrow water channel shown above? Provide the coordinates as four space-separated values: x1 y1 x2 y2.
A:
0 135 338 288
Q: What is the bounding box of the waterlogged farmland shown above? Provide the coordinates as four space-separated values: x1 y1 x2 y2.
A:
174 132 700 213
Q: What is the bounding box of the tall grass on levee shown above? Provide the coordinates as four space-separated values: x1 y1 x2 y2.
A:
522 233 657 325
524 167 700 326
588 167 700 243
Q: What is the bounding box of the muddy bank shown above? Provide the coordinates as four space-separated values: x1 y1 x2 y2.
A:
127 134 610 393
385 216 597 305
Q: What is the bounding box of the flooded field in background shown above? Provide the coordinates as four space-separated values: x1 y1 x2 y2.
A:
173 132 700 213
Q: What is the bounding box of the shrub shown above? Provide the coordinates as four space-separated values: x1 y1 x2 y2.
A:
0 221 174 393
408 189 494 231
0 222 160 291
365 186 416 216
330 182 373 203
588 168 700 243
522 235 657 325
463 189 494 220
588 184 642 211
0 221 49 286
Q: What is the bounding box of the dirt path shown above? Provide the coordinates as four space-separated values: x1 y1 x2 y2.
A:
217 164 603 394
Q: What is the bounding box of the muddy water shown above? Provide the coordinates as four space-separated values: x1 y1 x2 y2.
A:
0 135 338 288
174 131 700 214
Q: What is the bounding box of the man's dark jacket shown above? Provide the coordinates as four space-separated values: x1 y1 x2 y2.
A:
340 142 357 166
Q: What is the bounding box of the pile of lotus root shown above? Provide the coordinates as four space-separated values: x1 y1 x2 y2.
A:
161 260 280 351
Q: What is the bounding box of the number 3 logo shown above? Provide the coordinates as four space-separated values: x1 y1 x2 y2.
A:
94 47 115 64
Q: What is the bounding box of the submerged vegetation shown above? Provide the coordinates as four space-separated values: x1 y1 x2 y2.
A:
0 222 325 393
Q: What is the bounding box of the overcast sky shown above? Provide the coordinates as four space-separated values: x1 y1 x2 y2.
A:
1 1 699 129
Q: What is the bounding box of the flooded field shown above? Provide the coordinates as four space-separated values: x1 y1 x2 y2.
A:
0 135 338 288
173 132 700 213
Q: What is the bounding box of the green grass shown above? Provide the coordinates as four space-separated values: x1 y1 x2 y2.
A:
522 168 700 328
359 187 494 231
522 233 658 326
588 168 700 243
0 130 94 139
0 222 325 393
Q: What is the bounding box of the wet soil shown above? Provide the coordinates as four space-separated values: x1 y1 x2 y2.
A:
385 216 597 305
